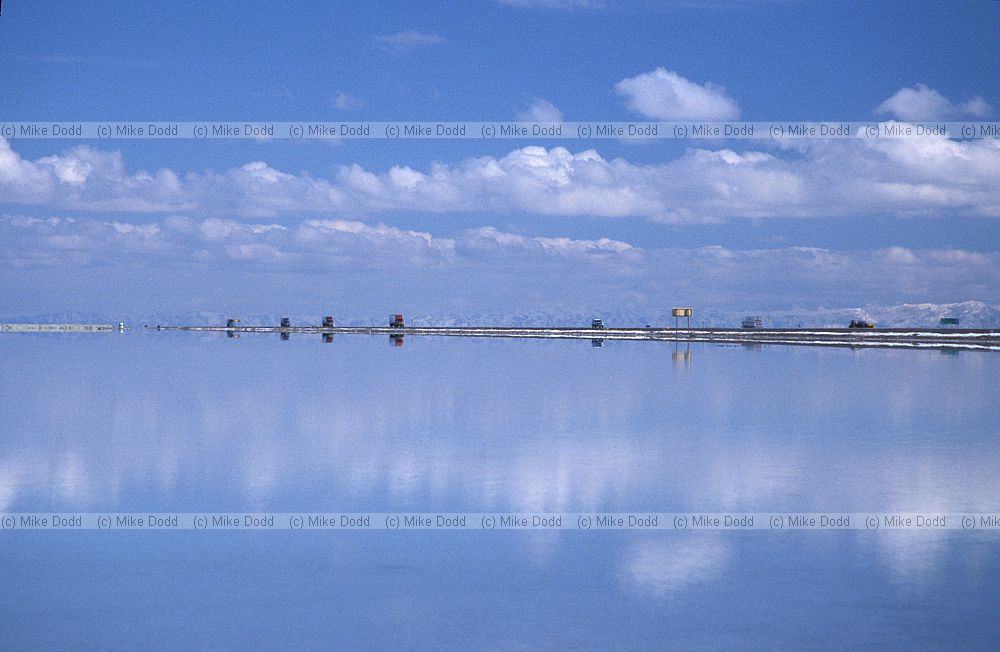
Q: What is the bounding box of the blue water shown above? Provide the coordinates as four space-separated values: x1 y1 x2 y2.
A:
1 333 999 649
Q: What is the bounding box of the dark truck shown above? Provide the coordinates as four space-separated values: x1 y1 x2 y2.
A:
848 319 876 328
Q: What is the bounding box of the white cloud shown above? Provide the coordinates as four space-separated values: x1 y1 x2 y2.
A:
3 214 997 309
295 219 453 267
877 84 992 121
0 214 645 271
0 138 190 211
2 135 999 223
0 137 56 201
882 246 919 265
614 67 740 120
457 226 637 258
332 91 364 111
516 97 564 122
374 30 446 54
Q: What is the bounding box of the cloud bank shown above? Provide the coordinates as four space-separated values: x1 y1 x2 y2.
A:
3 136 999 223
3 214 995 312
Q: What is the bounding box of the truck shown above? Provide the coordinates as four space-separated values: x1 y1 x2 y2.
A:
848 319 876 328
741 316 762 329
389 314 405 328
591 318 605 329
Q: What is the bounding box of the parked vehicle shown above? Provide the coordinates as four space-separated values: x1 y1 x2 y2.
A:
849 319 876 328
389 314 405 328
591 318 605 329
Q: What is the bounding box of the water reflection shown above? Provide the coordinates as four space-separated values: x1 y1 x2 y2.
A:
2 334 999 647
1 336 999 583
2 337 998 515
624 534 730 597
671 340 692 367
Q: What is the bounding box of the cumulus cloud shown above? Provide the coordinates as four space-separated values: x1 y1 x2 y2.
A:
457 226 637 259
3 134 1000 223
516 97 564 122
614 67 740 121
877 84 992 121
0 138 188 211
0 215 172 267
3 214 996 309
374 30 446 54
0 215 639 271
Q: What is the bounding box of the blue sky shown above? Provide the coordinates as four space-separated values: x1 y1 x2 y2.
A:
1 0 998 320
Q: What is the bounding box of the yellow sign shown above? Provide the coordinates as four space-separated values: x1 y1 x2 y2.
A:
672 308 693 317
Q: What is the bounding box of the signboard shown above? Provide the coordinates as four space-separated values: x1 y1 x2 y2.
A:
672 308 693 317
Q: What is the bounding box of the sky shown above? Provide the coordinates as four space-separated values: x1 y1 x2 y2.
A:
1 0 998 321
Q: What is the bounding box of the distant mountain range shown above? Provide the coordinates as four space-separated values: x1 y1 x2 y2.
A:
4 301 998 329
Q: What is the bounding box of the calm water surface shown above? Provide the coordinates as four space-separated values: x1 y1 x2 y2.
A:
1 333 998 649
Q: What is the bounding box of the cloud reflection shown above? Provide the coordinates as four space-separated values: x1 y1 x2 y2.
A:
1 336 997 587
624 535 730 597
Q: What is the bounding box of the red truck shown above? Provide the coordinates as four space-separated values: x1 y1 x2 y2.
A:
389 314 404 328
